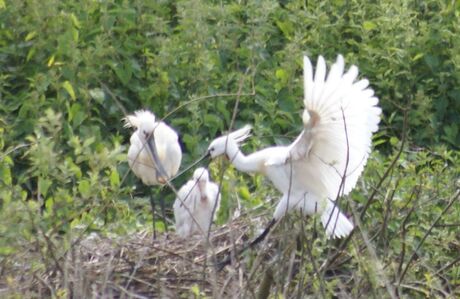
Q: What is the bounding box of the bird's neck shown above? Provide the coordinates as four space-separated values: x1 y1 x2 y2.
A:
226 145 260 173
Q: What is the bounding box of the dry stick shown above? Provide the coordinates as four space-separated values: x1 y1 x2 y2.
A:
123 246 148 291
205 67 256 259
160 91 256 123
223 128 293 270
205 68 255 295
207 65 256 242
0 142 34 160
257 267 274 299
395 185 420 284
350 201 398 299
295 218 311 298
324 107 351 236
360 110 408 220
282 245 297 298
397 190 460 286
242 220 282 293
434 223 460 228
23 201 65 280
318 106 352 284
149 195 157 239
379 178 400 251
303 223 326 298
322 109 408 272
435 255 460 277
33 273 56 298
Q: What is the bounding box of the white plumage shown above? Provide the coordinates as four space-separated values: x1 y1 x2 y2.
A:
173 167 221 238
207 55 381 238
124 110 182 185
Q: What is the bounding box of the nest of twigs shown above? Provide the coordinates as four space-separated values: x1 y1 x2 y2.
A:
75 217 259 298
3 214 274 298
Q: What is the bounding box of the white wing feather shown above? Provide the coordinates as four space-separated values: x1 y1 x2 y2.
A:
294 55 381 200
173 180 198 237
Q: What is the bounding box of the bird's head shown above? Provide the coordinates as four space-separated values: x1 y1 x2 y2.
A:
207 125 252 159
124 110 168 181
124 110 158 140
193 167 209 182
193 167 210 201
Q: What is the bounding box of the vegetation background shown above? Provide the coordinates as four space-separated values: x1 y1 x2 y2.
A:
0 0 459 297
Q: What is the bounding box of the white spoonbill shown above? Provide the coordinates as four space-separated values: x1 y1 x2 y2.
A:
207 55 381 240
173 167 221 237
123 110 182 185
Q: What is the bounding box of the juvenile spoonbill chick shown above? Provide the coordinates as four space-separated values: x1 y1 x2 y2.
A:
207 55 381 240
124 110 182 185
174 167 221 237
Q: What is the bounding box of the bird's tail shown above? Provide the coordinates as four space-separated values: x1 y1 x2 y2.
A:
321 201 354 239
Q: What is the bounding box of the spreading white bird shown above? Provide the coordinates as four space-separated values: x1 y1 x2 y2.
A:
207 55 381 240
123 110 182 185
173 167 221 237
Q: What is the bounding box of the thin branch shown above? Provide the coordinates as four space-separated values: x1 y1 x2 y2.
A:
324 106 351 236
434 255 460 277
0 143 34 161
360 109 408 220
398 190 460 285
395 185 420 283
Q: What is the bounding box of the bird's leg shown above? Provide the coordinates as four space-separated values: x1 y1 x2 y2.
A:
159 195 168 233
249 218 276 247
217 218 277 270
149 195 157 240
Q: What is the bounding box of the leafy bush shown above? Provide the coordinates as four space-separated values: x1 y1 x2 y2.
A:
0 0 459 297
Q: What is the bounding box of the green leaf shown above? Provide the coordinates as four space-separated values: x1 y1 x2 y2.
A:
68 103 86 127
390 137 399 146
110 169 120 187
412 53 424 61
78 180 91 198
238 186 250 200
362 21 377 31
26 47 36 62
25 31 37 41
190 284 200 296
47 55 55 67
111 63 132 86
0 156 12 185
275 20 294 39
0 246 14 255
69 13 81 28
38 177 52 197
89 88 105 103
83 136 95 148
62 81 76 100
275 69 288 82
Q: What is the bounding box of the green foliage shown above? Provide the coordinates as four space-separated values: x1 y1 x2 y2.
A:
0 0 459 297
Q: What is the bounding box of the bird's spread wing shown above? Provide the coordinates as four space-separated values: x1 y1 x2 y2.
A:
285 55 381 199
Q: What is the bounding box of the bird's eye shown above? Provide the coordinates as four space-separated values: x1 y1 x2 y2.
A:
209 147 215 152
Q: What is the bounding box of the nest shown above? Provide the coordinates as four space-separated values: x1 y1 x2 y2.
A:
2 211 367 298
3 214 271 298
76 217 258 298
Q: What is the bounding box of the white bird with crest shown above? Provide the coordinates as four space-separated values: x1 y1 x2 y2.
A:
174 167 221 237
123 110 182 185
207 55 381 240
